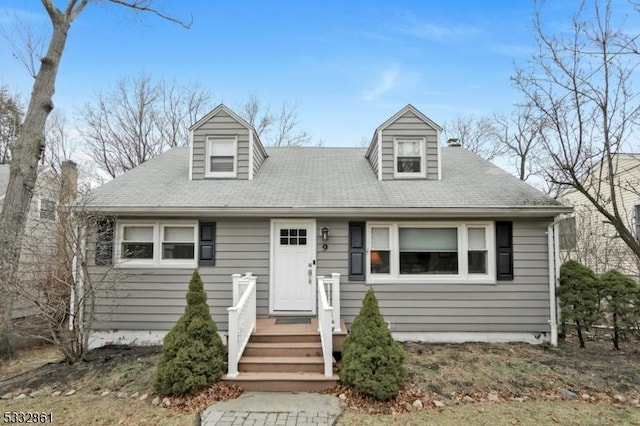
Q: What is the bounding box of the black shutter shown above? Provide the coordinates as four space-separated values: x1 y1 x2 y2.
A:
199 222 216 266
95 218 114 266
495 221 513 281
349 222 365 281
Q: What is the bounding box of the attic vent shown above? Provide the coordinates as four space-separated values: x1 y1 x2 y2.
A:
447 138 461 147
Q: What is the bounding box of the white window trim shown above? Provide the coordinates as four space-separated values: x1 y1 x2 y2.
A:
366 222 496 284
205 136 238 178
115 220 198 268
393 137 426 179
38 198 56 221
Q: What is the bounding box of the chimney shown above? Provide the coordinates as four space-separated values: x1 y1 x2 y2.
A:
447 138 461 147
60 160 78 204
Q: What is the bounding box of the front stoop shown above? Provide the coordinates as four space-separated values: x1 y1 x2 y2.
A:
223 318 342 392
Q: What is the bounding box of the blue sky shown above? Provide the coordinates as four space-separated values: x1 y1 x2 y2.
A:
0 1 629 147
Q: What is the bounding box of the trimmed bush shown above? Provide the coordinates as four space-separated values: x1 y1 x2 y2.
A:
154 270 224 395
600 270 639 350
558 260 600 348
340 288 406 400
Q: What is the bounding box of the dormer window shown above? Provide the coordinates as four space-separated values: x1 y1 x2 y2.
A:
206 137 237 178
394 137 426 178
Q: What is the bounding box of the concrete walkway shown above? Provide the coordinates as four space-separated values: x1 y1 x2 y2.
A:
201 392 343 426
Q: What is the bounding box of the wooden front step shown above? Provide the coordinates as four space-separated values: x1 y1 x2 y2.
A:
243 341 322 357
239 356 325 373
224 318 339 392
226 372 339 392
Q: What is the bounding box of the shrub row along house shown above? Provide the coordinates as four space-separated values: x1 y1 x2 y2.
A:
81 104 571 390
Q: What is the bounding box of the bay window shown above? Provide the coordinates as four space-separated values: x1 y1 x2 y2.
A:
367 223 494 281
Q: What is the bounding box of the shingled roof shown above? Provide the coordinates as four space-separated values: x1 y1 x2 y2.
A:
83 146 569 217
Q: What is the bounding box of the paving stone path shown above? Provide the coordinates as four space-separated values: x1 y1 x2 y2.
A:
200 392 343 426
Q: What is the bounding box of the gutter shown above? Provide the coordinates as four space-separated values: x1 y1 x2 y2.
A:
76 206 574 218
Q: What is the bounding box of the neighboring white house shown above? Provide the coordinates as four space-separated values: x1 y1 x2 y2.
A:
0 161 78 318
560 154 640 280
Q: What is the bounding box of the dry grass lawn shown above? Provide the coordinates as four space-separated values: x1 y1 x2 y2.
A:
1 336 639 425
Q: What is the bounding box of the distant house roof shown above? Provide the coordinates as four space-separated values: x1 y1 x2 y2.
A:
0 164 9 199
83 146 570 217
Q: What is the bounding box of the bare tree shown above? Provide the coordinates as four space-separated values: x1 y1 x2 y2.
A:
0 0 191 358
238 97 312 147
513 0 640 262
443 114 505 161
42 108 77 172
0 87 23 164
492 103 545 182
80 74 212 178
15 175 120 363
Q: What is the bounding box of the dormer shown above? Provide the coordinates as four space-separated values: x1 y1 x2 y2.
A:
365 104 442 181
188 104 268 180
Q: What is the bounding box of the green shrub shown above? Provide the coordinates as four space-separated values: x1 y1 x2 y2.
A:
558 260 600 348
154 270 224 395
600 270 639 350
340 287 406 400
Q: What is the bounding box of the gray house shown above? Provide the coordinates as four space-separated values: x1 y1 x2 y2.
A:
83 104 571 390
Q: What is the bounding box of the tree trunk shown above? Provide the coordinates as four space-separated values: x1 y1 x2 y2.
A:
612 312 619 350
576 319 585 349
0 14 71 358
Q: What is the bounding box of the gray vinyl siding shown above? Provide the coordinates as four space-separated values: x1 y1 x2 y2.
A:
380 109 439 181
90 219 270 332
252 136 268 177
90 217 553 335
319 218 553 334
191 109 250 180
365 138 379 177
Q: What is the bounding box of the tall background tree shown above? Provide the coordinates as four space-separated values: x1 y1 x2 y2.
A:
512 0 640 261
80 74 212 178
0 87 23 164
0 0 191 358
238 95 313 147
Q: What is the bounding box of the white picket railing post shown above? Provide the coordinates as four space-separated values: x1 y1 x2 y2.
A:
317 276 333 377
331 272 341 332
232 273 241 306
227 307 239 377
226 272 257 379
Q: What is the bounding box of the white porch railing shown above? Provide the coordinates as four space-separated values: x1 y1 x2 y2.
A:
317 275 334 377
319 273 341 332
227 272 257 378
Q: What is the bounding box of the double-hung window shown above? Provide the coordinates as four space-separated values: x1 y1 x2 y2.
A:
39 198 56 221
367 223 495 282
117 221 197 266
206 137 237 178
394 138 426 178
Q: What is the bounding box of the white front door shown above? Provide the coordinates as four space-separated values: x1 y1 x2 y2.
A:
271 220 316 313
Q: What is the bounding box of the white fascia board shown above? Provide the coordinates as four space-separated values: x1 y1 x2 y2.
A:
188 129 194 180
377 130 382 181
437 129 442 181
249 129 254 180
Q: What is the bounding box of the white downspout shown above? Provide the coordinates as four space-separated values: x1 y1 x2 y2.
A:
547 215 566 346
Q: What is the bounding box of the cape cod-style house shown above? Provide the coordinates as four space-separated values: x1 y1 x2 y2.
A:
81 104 571 390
